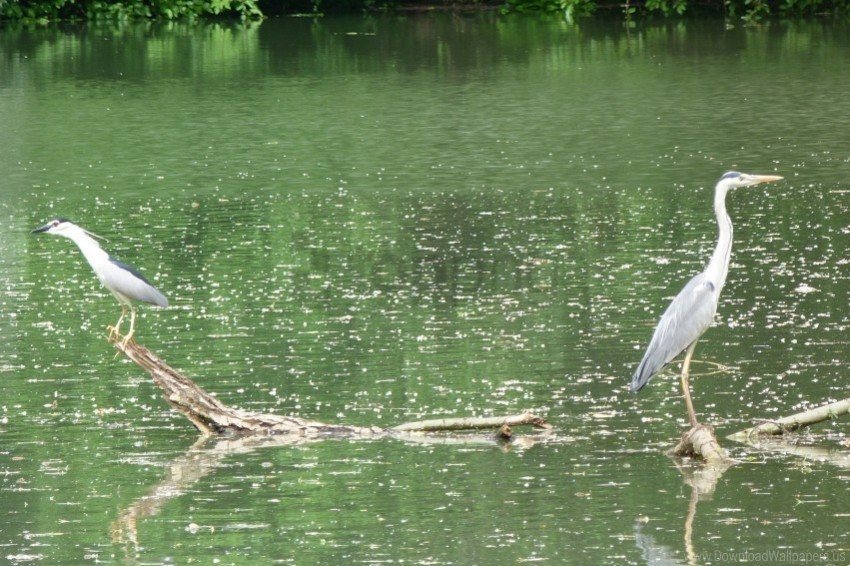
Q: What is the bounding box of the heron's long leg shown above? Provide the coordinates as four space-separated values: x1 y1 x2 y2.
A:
681 341 700 428
121 307 137 348
109 305 129 340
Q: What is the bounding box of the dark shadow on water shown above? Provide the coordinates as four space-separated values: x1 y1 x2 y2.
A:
110 429 552 554
634 457 731 566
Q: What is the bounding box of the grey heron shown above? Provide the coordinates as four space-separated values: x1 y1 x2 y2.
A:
631 171 783 427
32 218 168 346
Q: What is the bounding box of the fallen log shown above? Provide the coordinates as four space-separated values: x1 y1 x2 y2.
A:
110 334 381 437
728 397 850 443
108 333 549 438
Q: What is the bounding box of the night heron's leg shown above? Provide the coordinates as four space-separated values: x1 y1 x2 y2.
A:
680 341 699 428
108 305 128 340
121 307 137 348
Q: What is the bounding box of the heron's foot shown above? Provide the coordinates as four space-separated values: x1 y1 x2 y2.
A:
120 332 136 349
107 321 126 341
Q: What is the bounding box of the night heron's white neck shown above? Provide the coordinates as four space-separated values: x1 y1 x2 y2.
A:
57 225 112 283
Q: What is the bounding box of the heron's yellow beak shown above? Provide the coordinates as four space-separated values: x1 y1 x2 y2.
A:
751 174 784 184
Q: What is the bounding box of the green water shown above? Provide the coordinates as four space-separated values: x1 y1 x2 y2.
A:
1 14 849 564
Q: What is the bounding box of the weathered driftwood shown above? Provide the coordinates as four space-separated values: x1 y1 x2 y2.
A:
109 333 549 438
667 423 734 466
728 397 850 443
110 334 383 437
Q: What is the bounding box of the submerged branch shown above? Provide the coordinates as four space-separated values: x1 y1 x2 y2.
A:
391 413 552 433
728 397 850 443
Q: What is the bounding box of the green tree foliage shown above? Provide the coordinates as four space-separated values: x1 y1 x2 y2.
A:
503 0 850 19
0 0 848 21
0 0 262 20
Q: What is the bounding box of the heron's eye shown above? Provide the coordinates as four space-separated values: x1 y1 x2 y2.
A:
52 221 59 227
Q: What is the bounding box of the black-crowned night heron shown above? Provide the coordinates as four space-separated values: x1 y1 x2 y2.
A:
32 218 168 346
631 172 783 426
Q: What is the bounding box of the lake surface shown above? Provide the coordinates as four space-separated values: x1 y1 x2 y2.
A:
1 13 850 564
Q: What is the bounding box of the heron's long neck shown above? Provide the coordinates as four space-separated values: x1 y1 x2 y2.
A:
66 230 110 276
705 185 733 295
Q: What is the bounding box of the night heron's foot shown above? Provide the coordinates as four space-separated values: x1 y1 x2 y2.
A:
120 333 136 349
107 325 120 341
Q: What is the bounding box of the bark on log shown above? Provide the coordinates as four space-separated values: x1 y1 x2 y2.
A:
109 333 549 437
111 335 382 437
667 423 734 465
728 397 850 443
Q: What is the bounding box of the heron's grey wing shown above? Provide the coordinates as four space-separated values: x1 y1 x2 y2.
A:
107 258 169 307
631 274 719 392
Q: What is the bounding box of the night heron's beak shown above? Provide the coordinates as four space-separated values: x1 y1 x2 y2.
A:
31 223 52 234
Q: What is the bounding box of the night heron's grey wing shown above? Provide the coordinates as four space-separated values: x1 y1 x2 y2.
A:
631 274 719 393
107 258 169 307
